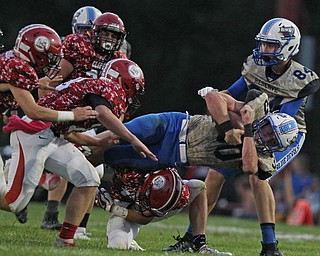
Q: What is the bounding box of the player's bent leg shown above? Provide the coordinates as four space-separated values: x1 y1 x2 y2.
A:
249 175 275 223
205 169 225 213
44 140 100 246
107 214 142 250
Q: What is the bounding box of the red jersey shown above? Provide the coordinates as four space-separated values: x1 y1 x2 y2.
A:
37 77 127 134
62 33 127 80
0 50 38 112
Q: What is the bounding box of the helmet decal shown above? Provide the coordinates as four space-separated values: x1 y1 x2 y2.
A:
151 175 166 190
128 64 142 79
34 36 50 52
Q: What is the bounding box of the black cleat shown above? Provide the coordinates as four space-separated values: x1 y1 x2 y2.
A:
259 241 284 256
15 206 28 224
162 232 193 252
40 211 62 230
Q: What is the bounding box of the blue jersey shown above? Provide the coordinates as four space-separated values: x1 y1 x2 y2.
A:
104 112 189 170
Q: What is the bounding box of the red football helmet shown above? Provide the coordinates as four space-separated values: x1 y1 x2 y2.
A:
91 12 127 55
13 24 62 79
101 58 145 99
136 168 190 217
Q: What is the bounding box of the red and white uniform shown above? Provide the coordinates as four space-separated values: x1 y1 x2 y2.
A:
0 50 38 113
5 77 127 213
107 168 205 249
62 34 126 80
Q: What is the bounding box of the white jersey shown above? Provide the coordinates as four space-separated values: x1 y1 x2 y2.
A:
242 55 320 132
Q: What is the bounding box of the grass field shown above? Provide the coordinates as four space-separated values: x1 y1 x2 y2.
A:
0 202 319 256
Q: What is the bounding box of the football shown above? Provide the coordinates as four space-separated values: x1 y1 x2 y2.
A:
38 173 62 191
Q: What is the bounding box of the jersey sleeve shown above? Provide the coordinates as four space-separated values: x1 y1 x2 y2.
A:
227 76 248 99
5 58 38 90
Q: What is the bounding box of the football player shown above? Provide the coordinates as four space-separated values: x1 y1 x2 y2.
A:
190 18 320 256
0 58 157 247
95 167 232 255
0 24 97 202
94 91 298 178
88 91 298 255
39 8 133 235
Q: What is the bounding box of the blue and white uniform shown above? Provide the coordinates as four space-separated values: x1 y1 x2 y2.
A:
227 55 320 176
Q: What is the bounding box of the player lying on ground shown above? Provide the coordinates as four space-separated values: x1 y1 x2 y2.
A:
95 167 232 255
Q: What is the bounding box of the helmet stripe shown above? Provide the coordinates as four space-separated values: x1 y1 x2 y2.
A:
261 18 282 35
87 7 95 22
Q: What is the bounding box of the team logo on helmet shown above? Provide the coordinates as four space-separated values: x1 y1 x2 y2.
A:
34 36 50 52
128 64 142 78
151 175 166 190
279 25 295 38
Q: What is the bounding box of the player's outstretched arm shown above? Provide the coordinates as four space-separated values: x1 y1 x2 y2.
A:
9 84 97 122
95 105 158 161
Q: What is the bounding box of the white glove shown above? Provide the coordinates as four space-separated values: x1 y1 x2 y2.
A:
95 187 114 212
197 86 218 99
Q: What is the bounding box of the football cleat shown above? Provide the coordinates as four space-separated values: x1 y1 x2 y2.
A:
194 244 233 255
260 241 284 256
130 240 145 251
38 173 62 191
41 211 62 230
15 206 28 224
74 227 91 240
54 236 75 247
162 232 193 252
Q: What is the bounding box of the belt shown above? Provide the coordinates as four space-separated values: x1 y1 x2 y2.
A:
179 113 190 163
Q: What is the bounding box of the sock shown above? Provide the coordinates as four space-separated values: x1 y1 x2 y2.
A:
193 234 206 251
260 223 276 244
186 223 193 235
46 200 59 214
79 213 90 228
59 222 77 240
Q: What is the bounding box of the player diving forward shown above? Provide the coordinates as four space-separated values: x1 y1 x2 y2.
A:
88 91 298 254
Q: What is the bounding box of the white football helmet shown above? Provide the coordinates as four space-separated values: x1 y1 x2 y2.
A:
71 6 102 34
253 18 301 66
253 112 298 153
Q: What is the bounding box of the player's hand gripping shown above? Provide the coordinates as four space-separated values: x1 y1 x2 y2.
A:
197 86 218 99
224 128 244 145
240 104 254 125
95 188 114 212
72 106 97 121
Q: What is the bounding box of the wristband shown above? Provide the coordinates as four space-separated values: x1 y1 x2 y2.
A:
216 120 233 135
57 111 75 122
244 124 254 137
111 204 128 218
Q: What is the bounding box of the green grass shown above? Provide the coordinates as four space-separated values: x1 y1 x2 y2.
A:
0 202 319 255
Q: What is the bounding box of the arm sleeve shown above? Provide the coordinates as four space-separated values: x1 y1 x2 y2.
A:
227 76 248 99
84 93 112 110
279 98 304 117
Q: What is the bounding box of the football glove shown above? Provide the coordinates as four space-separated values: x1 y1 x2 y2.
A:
95 187 114 212
197 86 218 99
